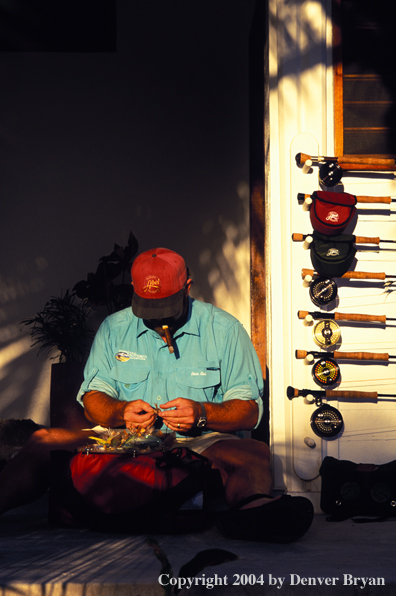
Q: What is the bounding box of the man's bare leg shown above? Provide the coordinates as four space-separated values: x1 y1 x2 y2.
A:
202 438 274 508
0 428 94 514
203 438 314 542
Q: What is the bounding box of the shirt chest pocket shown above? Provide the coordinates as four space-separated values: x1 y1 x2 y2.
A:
109 362 150 399
174 363 220 400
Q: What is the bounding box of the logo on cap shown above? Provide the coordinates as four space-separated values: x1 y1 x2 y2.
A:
143 275 161 294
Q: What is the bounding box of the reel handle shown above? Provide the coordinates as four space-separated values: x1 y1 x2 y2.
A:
292 233 306 242
301 268 387 281
325 389 378 400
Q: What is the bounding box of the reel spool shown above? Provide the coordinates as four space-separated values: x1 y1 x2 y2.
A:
309 277 338 306
319 161 343 187
312 319 341 348
310 404 344 438
312 357 341 387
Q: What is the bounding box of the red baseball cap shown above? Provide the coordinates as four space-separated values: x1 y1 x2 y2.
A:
131 248 188 319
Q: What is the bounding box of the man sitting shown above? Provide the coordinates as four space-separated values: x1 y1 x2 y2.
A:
78 247 314 542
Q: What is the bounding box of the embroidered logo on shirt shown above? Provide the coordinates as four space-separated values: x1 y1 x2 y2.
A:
143 275 161 294
191 372 207 376
115 351 147 361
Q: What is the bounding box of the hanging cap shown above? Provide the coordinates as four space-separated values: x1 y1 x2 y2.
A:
131 248 188 319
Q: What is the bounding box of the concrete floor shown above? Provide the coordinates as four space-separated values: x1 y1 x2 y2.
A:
0 494 395 595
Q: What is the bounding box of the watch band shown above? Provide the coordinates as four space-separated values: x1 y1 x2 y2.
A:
196 402 207 427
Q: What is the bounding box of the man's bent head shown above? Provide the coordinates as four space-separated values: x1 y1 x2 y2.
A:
131 248 189 320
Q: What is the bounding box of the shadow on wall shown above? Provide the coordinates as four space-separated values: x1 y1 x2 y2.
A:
193 181 250 332
0 177 251 426
0 0 257 424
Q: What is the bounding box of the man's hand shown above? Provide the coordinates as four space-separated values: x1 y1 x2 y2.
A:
124 399 157 430
158 398 200 432
83 391 157 430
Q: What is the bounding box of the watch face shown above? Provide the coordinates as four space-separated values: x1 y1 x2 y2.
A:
197 418 207 427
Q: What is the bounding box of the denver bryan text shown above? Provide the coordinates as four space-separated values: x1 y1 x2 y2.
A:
269 574 385 589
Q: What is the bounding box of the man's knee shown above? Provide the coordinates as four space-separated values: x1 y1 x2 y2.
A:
203 438 271 471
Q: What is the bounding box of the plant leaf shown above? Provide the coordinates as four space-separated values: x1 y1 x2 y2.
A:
175 549 239 594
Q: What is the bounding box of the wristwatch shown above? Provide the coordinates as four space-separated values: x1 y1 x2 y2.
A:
196 402 207 427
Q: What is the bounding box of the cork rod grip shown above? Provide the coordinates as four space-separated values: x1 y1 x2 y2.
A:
356 195 392 204
354 236 380 245
338 163 396 171
334 312 387 323
325 390 378 400
301 268 386 280
333 351 389 361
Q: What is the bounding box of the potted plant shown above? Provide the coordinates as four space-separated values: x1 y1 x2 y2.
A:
22 232 139 429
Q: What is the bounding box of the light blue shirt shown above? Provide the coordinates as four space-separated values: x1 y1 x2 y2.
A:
77 297 264 436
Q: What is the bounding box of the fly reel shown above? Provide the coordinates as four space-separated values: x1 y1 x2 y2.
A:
319 161 343 187
312 319 341 348
310 404 344 438
312 357 341 387
309 277 338 306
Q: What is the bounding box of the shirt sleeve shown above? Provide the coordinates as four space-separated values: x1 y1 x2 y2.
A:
223 385 264 429
76 319 119 405
217 319 264 428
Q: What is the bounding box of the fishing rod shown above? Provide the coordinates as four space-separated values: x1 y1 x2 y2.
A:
297 310 395 325
295 153 396 167
296 349 396 363
302 268 396 282
301 269 396 306
287 385 396 438
292 233 396 246
318 162 396 187
298 191 396 205
287 385 396 404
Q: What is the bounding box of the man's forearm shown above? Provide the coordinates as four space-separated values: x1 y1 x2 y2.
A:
83 391 127 427
204 399 259 432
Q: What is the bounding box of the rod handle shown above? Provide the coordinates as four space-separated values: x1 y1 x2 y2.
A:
356 195 392 204
338 163 396 171
354 236 380 245
333 351 389 361
338 156 395 166
301 268 386 280
334 312 387 324
295 154 395 166
325 390 378 400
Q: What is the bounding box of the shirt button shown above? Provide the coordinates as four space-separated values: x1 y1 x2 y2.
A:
156 396 162 401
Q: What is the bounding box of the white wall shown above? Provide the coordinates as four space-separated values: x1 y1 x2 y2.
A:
268 0 396 510
0 0 256 424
